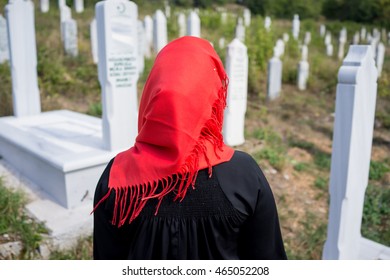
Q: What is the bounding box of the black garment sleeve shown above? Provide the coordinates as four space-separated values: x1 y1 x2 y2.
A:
214 151 287 260
93 158 132 260
237 168 287 259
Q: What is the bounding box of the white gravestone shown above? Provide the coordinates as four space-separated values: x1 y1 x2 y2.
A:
137 20 145 75
0 15 9 64
388 32 390 44
243 8 251 27
338 28 347 60
219 37 225 49
361 27 366 42
320 24 326 37
60 4 71 42
283 32 289 42
58 0 65 7
267 47 282 101
323 45 390 260
96 0 139 151
223 39 248 147
353 32 360 45
325 32 332 45
177 12 186 38
376 42 385 77
90 18 98 64
235 18 245 42
5 0 41 117
40 0 49 13
264 16 271 31
143 15 153 58
292 14 300 40
275 39 285 57
297 45 309 90
187 11 201 38
221 12 227 24
153 9 167 54
63 19 78 57
326 43 334 56
164 1 170 18
74 0 84 13
304 32 311 45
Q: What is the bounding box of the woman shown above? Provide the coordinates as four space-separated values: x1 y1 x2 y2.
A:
93 36 287 260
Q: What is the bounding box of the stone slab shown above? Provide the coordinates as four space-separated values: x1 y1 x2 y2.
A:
0 110 118 209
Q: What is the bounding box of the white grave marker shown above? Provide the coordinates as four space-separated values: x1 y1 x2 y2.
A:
376 42 385 77
338 28 347 60
177 12 186 37
275 39 285 57
63 19 78 57
353 32 360 45
325 32 332 45
143 15 153 58
235 18 245 42
267 47 282 101
40 0 49 13
153 9 167 54
90 18 98 64
5 0 41 117
243 8 251 27
297 45 309 90
223 38 248 147
96 0 139 151
320 24 326 37
60 4 71 42
0 15 9 64
187 11 201 38
323 45 390 260
326 43 334 56
292 14 300 40
74 0 84 13
58 0 65 7
221 12 227 24
264 16 271 31
361 27 366 41
283 32 289 42
218 37 225 49
304 31 311 45
164 1 171 18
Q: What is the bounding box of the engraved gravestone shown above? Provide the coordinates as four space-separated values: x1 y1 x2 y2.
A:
376 42 385 77
5 0 41 116
223 39 248 147
320 24 326 37
264 16 271 31
243 8 251 27
60 4 71 42
96 0 139 151
153 9 167 54
137 20 145 74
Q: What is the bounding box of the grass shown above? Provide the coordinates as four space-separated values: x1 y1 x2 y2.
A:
0 178 47 259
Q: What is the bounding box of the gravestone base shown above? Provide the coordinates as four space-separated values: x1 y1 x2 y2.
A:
0 110 118 209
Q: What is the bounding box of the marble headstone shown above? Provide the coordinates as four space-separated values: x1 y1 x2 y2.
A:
177 12 186 38
90 18 98 64
143 15 153 58
264 16 271 31
5 0 41 117
75 0 84 13
267 48 282 100
235 18 245 42
223 38 248 147
320 24 326 37
292 14 300 40
96 0 139 151
297 45 309 90
304 32 311 45
243 8 251 27
376 42 385 77
40 0 49 13
60 4 71 42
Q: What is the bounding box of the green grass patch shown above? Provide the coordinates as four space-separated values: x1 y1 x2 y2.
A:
0 178 47 259
314 176 328 191
362 184 390 247
49 236 93 260
294 162 310 172
369 160 390 181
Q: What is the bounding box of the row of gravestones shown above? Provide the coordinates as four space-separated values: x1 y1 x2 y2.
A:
40 0 84 14
0 0 388 259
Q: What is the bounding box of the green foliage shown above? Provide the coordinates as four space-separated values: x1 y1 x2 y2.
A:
294 162 310 172
0 178 47 259
87 102 102 117
314 151 331 171
362 184 390 246
369 160 390 181
314 176 328 190
0 62 12 117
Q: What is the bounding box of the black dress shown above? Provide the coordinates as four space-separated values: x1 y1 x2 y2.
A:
93 151 287 260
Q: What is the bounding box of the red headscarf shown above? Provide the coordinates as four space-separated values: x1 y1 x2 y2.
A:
94 36 234 227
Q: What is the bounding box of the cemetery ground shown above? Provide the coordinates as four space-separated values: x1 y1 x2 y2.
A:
0 3 389 259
